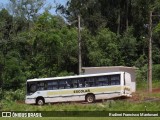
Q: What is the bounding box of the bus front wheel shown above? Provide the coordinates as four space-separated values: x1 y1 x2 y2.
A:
36 97 45 105
86 94 95 103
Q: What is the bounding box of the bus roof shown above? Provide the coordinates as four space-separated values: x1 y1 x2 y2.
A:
27 72 124 82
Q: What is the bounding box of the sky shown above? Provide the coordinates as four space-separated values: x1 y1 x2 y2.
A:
0 0 67 15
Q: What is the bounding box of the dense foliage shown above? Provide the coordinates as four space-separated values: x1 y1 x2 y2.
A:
0 0 160 92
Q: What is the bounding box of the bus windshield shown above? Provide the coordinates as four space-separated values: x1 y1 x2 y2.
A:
27 82 37 95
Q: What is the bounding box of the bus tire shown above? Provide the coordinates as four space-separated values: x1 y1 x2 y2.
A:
36 97 45 105
85 94 95 103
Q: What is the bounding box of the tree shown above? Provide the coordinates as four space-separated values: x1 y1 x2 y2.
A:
0 8 12 39
119 27 137 66
7 0 46 30
57 0 133 34
2 51 25 90
83 28 122 66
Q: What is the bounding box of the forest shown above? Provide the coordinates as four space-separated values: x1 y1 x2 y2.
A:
0 0 160 98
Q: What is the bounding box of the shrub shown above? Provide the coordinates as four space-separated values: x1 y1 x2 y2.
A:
4 89 25 101
0 88 2 100
136 65 147 81
152 64 160 80
136 64 160 90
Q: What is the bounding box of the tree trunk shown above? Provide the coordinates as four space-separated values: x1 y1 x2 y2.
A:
117 10 121 35
126 0 129 31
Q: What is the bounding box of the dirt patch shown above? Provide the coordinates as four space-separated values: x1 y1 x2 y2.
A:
127 93 141 102
127 88 160 103
152 88 160 93
16 100 25 104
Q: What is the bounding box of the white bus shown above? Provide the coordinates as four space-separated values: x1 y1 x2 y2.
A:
25 72 132 105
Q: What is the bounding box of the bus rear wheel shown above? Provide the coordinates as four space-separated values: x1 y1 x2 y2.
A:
86 94 95 103
36 97 45 105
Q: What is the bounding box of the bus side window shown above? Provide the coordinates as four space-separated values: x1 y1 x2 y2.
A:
111 75 120 85
78 78 85 88
95 76 109 86
102 76 109 86
59 80 65 89
59 79 71 89
47 81 58 90
73 79 78 88
85 81 89 87
37 82 46 91
85 77 95 87
65 80 71 89
69 79 78 88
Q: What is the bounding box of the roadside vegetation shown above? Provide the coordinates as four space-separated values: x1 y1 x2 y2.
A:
1 97 160 111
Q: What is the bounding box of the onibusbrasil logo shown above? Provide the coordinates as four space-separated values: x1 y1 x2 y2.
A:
1 112 42 117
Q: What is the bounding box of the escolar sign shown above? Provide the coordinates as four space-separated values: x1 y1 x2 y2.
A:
73 89 90 93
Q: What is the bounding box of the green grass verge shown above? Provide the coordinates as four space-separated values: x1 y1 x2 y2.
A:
1 98 160 111
136 79 160 91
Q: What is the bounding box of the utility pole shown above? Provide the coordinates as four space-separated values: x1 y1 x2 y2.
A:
148 11 152 93
78 15 82 75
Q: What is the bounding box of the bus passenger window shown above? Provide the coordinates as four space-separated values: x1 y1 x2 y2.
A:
37 82 46 91
59 79 71 89
78 78 85 88
85 77 95 87
111 75 120 85
73 80 78 88
69 79 78 88
95 76 108 86
47 81 58 90
85 81 89 87
47 86 52 90
65 81 70 88
59 80 65 89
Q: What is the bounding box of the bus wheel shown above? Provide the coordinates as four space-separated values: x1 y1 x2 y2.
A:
86 94 95 103
36 97 45 105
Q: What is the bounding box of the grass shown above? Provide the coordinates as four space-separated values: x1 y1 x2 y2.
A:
1 97 160 111
136 79 160 91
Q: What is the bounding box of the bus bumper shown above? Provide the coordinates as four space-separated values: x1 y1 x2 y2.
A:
121 93 132 97
25 98 36 104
